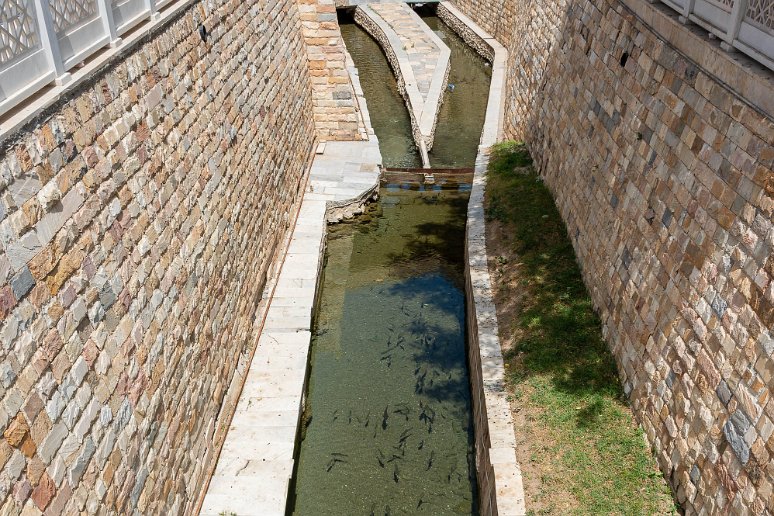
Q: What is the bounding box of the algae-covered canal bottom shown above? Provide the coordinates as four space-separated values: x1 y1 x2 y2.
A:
288 184 477 515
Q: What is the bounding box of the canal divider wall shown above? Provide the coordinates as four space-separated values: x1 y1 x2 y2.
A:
354 3 451 167
436 3 527 514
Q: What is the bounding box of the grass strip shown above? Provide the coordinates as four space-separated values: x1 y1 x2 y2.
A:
485 141 676 515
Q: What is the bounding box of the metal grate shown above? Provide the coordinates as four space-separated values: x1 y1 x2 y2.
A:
0 0 40 65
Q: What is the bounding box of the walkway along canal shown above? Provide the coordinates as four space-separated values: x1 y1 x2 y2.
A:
289 7 492 514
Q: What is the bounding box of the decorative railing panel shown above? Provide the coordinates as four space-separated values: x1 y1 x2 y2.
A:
0 0 54 112
746 0 774 30
658 0 774 71
49 0 97 34
0 0 180 118
1 0 40 64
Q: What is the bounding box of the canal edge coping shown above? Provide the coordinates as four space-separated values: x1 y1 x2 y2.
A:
440 2 528 515
198 44 383 513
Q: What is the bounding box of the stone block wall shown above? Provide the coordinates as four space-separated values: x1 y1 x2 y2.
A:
297 0 365 141
0 0 316 513
449 0 774 512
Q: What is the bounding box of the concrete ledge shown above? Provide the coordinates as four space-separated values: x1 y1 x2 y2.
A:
440 2 527 514
354 3 450 166
199 140 381 516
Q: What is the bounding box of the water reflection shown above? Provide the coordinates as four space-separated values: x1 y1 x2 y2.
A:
291 188 477 515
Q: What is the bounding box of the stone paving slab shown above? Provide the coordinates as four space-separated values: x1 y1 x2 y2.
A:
200 139 381 516
355 2 450 163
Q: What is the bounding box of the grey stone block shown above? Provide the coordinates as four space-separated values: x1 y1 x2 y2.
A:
10 266 35 300
723 411 751 464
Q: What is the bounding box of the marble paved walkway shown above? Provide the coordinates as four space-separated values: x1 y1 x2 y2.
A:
199 140 381 516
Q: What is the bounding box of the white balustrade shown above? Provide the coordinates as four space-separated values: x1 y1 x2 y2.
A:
0 0 163 117
659 0 774 71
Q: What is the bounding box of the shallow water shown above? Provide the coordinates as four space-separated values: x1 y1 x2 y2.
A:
339 13 491 169
423 16 492 168
290 9 492 515
340 18 423 169
290 187 477 515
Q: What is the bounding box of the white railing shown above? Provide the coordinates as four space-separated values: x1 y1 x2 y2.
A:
656 0 774 71
0 0 165 117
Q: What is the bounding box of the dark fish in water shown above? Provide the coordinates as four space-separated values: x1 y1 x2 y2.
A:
417 498 425 510
417 439 424 450
385 505 391 516
382 406 389 430
426 450 435 471
370 503 376 516
348 410 352 424
325 457 346 472
393 464 400 483
376 454 385 468
332 409 339 422
331 452 348 458
364 410 371 428
387 454 403 463
398 429 412 443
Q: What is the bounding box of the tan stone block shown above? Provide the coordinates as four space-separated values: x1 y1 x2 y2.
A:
29 413 51 448
4 413 30 448
27 456 45 484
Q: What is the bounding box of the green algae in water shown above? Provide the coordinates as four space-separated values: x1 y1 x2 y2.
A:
423 16 492 169
340 18 423 169
291 187 477 515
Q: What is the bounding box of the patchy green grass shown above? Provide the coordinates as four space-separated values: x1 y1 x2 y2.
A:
485 141 676 514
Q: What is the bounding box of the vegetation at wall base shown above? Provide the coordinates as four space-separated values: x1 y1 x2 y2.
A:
485 141 677 514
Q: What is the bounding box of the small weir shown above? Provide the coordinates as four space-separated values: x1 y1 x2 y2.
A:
289 7 492 515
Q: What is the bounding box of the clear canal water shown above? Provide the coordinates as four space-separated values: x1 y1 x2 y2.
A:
423 14 491 168
290 9 492 515
339 11 491 168
339 15 423 169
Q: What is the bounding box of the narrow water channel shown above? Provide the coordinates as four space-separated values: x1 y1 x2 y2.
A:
290 186 476 515
339 13 423 169
422 13 491 168
289 8 492 515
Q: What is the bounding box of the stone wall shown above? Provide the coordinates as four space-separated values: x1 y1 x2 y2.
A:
0 0 317 513
297 0 365 141
449 0 774 513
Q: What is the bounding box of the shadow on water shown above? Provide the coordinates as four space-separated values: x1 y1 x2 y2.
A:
289 6 496 515
289 188 478 515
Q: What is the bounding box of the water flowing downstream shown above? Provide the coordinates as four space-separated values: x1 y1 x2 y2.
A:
289 9 492 514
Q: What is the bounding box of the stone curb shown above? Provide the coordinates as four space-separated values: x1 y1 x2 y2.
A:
440 2 527 515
